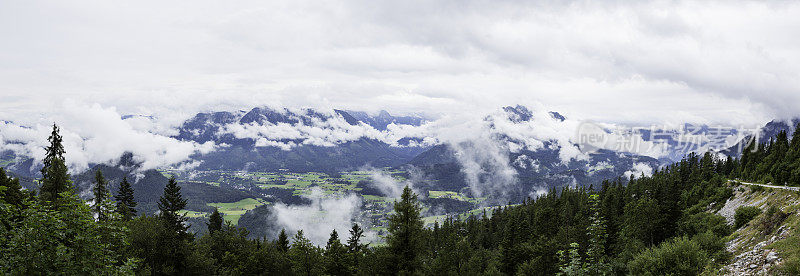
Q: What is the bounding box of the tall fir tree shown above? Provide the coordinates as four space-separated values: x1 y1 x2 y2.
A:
290 230 322 276
586 194 611 275
207 208 223 234
41 124 65 172
387 185 424 274
158 176 188 235
92 170 110 221
324 229 348 276
114 177 137 221
347 222 365 253
277 228 290 252
346 222 366 274
39 124 72 204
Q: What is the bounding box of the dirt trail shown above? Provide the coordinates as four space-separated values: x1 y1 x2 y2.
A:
732 180 800 192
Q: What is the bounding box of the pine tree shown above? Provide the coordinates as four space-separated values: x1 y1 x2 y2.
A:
586 194 610 275
42 124 65 172
622 197 660 247
277 228 290 252
557 242 585 276
324 229 348 276
290 230 322 276
114 177 137 221
1 192 135 274
347 223 365 254
39 124 72 204
92 170 110 221
387 185 424 274
346 223 365 274
158 176 188 235
788 123 800 185
207 208 223 234
0 167 25 207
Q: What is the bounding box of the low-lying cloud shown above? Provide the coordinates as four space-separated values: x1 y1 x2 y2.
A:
270 188 368 245
218 108 433 150
0 100 215 172
624 162 654 180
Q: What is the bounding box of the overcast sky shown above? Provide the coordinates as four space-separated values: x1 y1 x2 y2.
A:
2 0 800 127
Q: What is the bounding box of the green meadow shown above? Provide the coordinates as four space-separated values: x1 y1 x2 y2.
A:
207 198 270 225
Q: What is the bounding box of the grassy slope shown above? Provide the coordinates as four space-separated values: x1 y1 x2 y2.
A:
718 183 800 274
207 198 270 225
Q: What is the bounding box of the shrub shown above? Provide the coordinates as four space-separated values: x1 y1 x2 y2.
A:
679 212 731 237
734 206 761 228
692 231 729 262
628 236 708 276
758 205 788 235
750 185 764 193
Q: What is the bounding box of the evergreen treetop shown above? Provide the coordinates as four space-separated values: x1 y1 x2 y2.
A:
39 124 73 204
0 168 25 207
158 176 188 235
277 228 290 252
115 176 137 221
207 208 223 234
92 170 110 221
387 185 424 274
42 124 65 171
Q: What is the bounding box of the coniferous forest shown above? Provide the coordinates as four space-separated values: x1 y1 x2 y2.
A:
1 124 799 275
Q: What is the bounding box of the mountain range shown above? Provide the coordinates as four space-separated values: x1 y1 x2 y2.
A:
3 106 796 215
175 107 428 172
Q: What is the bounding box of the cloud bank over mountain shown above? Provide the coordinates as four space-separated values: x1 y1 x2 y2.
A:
0 101 215 172
2 0 799 127
1 102 681 176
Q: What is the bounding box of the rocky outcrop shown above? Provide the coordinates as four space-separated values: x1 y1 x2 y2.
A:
722 225 790 275
716 185 766 225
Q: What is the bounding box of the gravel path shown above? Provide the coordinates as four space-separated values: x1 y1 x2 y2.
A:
733 180 800 191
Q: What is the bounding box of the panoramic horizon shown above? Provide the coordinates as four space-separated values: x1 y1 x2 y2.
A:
2 1 800 275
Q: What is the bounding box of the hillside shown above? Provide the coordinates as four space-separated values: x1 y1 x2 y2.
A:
716 182 800 275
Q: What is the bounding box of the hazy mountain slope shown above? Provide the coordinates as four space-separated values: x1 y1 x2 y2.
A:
343 110 425 131
406 105 663 203
70 153 255 216
175 107 428 172
720 118 799 157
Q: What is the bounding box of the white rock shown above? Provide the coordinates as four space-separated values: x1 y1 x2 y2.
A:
766 251 779 263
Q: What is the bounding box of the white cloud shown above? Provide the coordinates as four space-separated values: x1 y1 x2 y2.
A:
0 0 797 127
216 108 434 150
367 170 408 199
0 101 215 172
270 188 366 245
624 162 654 179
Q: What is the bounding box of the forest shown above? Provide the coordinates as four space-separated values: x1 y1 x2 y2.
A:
1 124 799 275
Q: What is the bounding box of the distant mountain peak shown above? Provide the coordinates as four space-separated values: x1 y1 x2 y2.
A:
377 110 392 118
502 105 533 122
342 109 424 131
501 105 567 123
549 111 566 122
